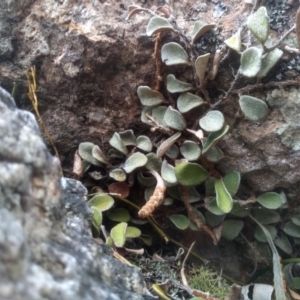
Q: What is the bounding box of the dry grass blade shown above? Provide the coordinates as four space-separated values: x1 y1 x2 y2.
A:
27 66 63 176
296 8 300 50
73 150 83 176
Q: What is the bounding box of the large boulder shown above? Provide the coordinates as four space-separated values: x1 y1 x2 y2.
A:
0 87 146 300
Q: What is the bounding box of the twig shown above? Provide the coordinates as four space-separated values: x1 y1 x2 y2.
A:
267 25 295 52
153 32 163 91
179 185 218 245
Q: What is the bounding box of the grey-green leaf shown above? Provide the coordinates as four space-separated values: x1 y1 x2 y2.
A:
283 221 300 238
247 6 270 44
239 95 268 121
91 207 103 229
145 153 162 172
166 144 179 159
191 20 215 44
274 233 292 255
163 106 187 131
252 207 280 224
254 224 277 242
215 179 233 213
177 92 204 113
92 145 110 166
169 214 189 230
257 48 283 79
205 146 224 163
123 152 148 173
161 42 189 66
166 74 193 93
180 140 201 161
221 220 244 240
146 16 175 36
110 222 127 247
109 132 128 155
224 30 242 53
137 86 166 106
161 160 177 185
109 169 127 182
137 171 157 187
195 53 210 83
240 47 262 78
79 142 103 166
136 135 153 152
157 132 181 158
257 192 285 209
223 170 240 196
119 129 136 146
202 125 229 154
151 106 168 127
199 110 225 132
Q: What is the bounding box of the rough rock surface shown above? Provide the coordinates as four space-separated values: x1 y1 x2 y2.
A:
0 0 299 193
0 87 146 300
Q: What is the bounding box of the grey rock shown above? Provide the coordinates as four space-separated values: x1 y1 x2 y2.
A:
0 86 147 300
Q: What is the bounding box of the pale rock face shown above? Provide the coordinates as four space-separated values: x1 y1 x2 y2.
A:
0 87 146 300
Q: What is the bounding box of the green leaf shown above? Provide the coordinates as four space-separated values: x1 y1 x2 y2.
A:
257 48 283 79
274 233 292 255
199 110 225 132
291 215 300 226
78 142 103 166
240 47 262 78
177 92 204 113
161 160 177 185
137 171 157 187
223 170 240 196
179 140 201 161
126 226 141 238
110 222 127 247
136 135 153 152
145 153 162 172
109 168 127 182
230 203 251 217
119 130 136 146
191 20 215 44
108 149 125 159
224 30 242 53
157 132 181 158
252 207 280 224
139 234 152 246
123 152 148 173
91 207 103 229
221 220 244 240
247 6 270 44
239 95 268 121
151 106 168 127
107 208 131 222
89 194 115 212
161 42 189 66
257 192 285 209
106 236 113 247
202 125 229 154
205 210 226 226
166 74 193 93
146 16 175 36
250 216 285 300
195 53 210 83
205 146 224 163
254 224 277 242
163 106 187 130
137 86 166 106
169 214 189 230
174 162 208 186
283 221 300 238
109 132 128 155
215 179 233 213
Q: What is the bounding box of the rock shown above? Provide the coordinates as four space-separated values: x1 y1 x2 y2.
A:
0 86 147 300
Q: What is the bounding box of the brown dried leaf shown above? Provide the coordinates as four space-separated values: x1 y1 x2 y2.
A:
73 150 83 177
108 182 130 198
126 7 150 20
